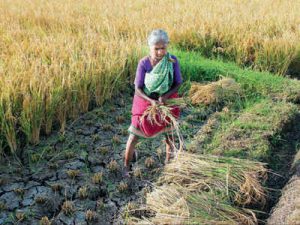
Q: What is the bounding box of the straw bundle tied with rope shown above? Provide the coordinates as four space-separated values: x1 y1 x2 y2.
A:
189 77 242 106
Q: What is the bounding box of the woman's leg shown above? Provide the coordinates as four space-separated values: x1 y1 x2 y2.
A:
165 134 174 163
124 133 139 168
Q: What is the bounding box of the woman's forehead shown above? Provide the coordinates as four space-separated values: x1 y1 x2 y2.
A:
152 42 167 49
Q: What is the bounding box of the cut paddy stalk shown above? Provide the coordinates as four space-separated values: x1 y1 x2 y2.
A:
128 151 267 224
141 98 186 153
159 152 267 206
126 98 299 224
189 77 243 106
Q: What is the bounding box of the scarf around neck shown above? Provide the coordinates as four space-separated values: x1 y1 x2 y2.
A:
143 52 174 96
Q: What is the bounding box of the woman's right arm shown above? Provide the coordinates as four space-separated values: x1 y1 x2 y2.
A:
134 59 158 106
135 87 158 106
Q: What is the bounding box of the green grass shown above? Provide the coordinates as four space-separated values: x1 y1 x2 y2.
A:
172 48 300 103
190 98 298 162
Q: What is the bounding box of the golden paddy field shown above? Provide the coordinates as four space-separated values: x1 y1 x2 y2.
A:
0 0 299 153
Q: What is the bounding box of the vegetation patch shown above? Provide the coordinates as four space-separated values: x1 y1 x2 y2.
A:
203 99 298 161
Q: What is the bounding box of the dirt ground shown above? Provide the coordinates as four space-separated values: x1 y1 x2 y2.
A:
0 93 203 225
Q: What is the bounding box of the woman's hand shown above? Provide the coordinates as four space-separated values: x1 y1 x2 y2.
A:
136 88 160 106
150 99 160 106
158 96 167 104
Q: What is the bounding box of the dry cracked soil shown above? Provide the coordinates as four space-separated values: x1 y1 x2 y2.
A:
0 93 204 225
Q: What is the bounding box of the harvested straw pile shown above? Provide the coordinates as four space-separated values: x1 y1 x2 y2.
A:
189 77 242 106
129 185 259 225
127 152 267 225
160 152 267 206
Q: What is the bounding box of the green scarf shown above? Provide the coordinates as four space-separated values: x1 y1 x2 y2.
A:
143 53 174 96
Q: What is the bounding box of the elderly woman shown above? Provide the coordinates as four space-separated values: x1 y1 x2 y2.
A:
123 29 183 177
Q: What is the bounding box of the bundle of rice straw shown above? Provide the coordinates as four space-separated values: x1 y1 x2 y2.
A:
126 152 267 225
141 185 259 225
159 152 267 206
141 98 186 152
189 77 241 105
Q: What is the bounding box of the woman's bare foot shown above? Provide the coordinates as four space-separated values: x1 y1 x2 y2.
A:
122 165 131 178
132 150 138 163
165 151 174 164
124 134 138 169
165 136 174 164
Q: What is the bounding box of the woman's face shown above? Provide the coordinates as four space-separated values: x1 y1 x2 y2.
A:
150 42 168 61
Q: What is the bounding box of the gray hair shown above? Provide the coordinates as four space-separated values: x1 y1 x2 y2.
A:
147 29 169 47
